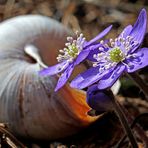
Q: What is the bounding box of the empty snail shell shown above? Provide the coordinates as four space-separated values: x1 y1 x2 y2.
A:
0 15 98 140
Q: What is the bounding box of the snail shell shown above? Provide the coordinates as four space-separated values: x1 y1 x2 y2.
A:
0 15 98 140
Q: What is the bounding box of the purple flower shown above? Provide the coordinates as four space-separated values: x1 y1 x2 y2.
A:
40 26 112 91
71 9 148 90
86 84 113 113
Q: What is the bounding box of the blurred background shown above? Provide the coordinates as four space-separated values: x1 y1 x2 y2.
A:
0 0 148 39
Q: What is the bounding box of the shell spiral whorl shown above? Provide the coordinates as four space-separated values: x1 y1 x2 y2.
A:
0 15 97 140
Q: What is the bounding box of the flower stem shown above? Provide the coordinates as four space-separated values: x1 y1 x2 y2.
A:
108 90 138 148
127 72 148 100
116 113 148 147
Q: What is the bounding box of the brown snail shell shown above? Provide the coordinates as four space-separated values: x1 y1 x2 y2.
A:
0 15 98 140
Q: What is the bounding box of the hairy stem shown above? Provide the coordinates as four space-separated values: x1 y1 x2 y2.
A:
116 112 148 147
127 72 148 100
108 91 138 148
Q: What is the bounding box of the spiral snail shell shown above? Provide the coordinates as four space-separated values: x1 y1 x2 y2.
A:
0 15 98 140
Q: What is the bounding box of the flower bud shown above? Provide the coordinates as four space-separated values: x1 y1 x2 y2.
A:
86 84 114 113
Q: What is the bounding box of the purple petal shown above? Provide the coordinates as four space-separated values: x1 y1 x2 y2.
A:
70 66 115 89
97 64 125 89
87 44 103 62
130 9 147 45
87 40 110 62
55 63 74 91
70 66 100 89
85 25 112 47
119 25 133 38
39 61 68 76
86 84 113 112
74 49 90 65
125 47 148 73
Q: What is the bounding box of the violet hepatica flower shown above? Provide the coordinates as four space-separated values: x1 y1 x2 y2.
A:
40 26 112 91
71 9 148 90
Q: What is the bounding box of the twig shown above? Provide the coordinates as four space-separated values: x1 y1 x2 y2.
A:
116 113 148 148
0 124 26 148
117 104 148 147
108 91 138 148
127 72 148 100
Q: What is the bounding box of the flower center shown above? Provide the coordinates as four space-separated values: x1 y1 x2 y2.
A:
56 32 85 63
109 47 124 63
66 45 79 58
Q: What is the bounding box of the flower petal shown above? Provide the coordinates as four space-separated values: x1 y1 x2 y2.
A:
70 66 100 89
126 48 148 73
86 84 113 112
70 66 115 89
75 49 90 65
97 64 125 89
55 63 74 91
119 25 133 38
86 44 104 62
130 9 147 45
39 61 68 76
85 25 112 47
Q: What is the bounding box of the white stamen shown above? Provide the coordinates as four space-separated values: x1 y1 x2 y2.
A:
111 62 116 67
121 61 130 68
121 31 125 37
59 49 64 53
104 44 109 48
93 54 97 58
93 63 98 67
125 41 130 47
111 42 115 47
99 67 104 73
115 38 118 42
65 43 70 46
109 38 113 43
100 40 104 44
104 64 110 69
75 30 79 35
80 33 83 38
67 37 73 41
99 47 104 51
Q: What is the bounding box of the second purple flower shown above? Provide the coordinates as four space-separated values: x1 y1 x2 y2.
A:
71 9 148 90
